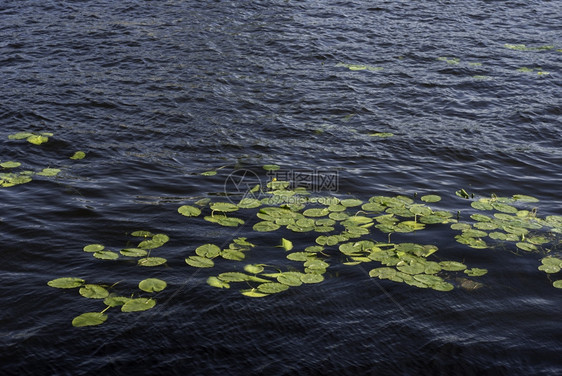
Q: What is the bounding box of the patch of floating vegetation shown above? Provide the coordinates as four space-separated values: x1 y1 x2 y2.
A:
336 62 384 71
47 276 166 327
517 67 549 75
369 132 394 138
504 44 555 51
437 57 460 65
8 131 52 145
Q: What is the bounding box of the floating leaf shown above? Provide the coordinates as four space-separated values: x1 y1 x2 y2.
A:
492 202 518 214
253 221 280 232
262 164 280 171
303 208 330 217
131 230 153 237
439 261 467 271
471 200 493 210
139 278 167 292
287 252 312 261
238 198 262 209
421 195 441 203
432 281 454 292
464 268 488 277
210 202 239 212
218 272 252 282
512 194 539 202
8 132 33 140
120 248 148 257
178 205 201 217
83 244 104 253
369 132 393 138
277 272 303 286
538 264 560 274
207 276 230 289
220 249 245 261
93 250 119 260
70 151 86 160
456 189 470 199
244 264 264 274
72 312 107 327
27 135 49 145
300 273 324 284
121 298 156 312
79 284 109 299
280 238 293 251
0 161 21 168
195 244 221 258
340 199 363 207
240 289 269 297
553 280 562 289
516 242 537 252
47 277 85 289
36 168 61 177
185 256 214 268
138 257 167 267
103 296 131 307
201 170 217 176
257 282 289 294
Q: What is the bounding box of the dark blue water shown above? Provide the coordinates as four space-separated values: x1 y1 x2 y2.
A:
1 1 561 375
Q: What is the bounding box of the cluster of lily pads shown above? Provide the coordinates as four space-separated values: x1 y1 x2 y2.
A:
83 230 170 266
47 276 166 327
1 131 85 188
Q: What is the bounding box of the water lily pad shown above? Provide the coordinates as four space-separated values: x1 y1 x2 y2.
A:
303 208 330 217
541 257 562 267
120 248 148 257
280 238 293 251
218 272 252 282
138 257 167 267
201 170 217 176
0 161 21 168
369 132 393 137
253 221 280 232
207 276 230 289
277 272 303 286
287 252 313 261
27 134 49 145
185 256 214 268
36 168 61 177
439 261 467 271
238 198 262 208
83 244 104 253
512 194 539 202
464 268 488 277
72 312 107 327
131 230 153 237
538 264 560 274
48 277 85 289
139 278 167 292
210 202 239 212
432 281 454 291
492 202 518 214
195 244 221 258
516 242 537 252
122 298 156 312
79 284 109 299
220 249 245 261
93 250 119 260
70 151 86 160
300 273 324 284
8 132 34 140
178 205 201 217
340 198 363 207
553 280 562 289
471 200 493 210
262 164 280 171
240 289 269 297
257 282 289 294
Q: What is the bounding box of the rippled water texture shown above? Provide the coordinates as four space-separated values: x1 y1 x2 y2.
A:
1 1 561 375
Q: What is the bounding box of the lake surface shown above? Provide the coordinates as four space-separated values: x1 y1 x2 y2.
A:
1 1 561 375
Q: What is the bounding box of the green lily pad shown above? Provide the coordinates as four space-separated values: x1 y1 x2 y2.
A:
36 168 61 177
303 208 330 217
257 282 289 294
82 244 104 253
221 249 245 261
201 170 217 176
512 194 539 202
120 248 148 257
439 261 467 271
185 256 214 268
218 272 252 282
471 200 493 210
553 280 562 289
195 244 221 258
280 238 293 251
432 281 454 291
27 134 49 145
139 278 167 292
103 296 131 307
277 272 303 286
93 250 119 260
541 257 562 267
131 231 153 237
492 202 518 214
138 257 167 267
253 221 280 232
464 268 488 277
210 202 239 212
287 252 313 262
8 132 34 140
122 298 156 312
72 312 108 327
243 264 264 274
516 242 537 252
70 151 86 160
238 198 262 208
178 205 201 217
79 284 109 299
47 277 85 289
538 264 560 274
262 164 280 171
340 198 363 207
0 161 21 168
207 276 230 289
369 132 393 137
240 289 269 297
300 273 324 284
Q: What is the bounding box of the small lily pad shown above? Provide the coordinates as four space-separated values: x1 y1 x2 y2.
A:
439 261 467 271
253 221 280 232
553 280 562 289
300 273 324 284
185 256 214 268
138 257 167 267
47 277 85 289
340 199 363 207
220 249 245 261
257 282 289 294
210 202 239 212
70 151 86 160
36 168 61 177
79 284 109 299
120 248 148 257
207 276 230 289
464 268 488 277
262 164 280 171
83 244 105 253
538 264 560 274
240 289 269 297
195 244 221 258
178 205 201 217
103 296 131 307
93 250 119 260
420 195 441 203
72 312 108 327
0 161 21 168
139 278 167 292
121 298 156 312
516 242 537 252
